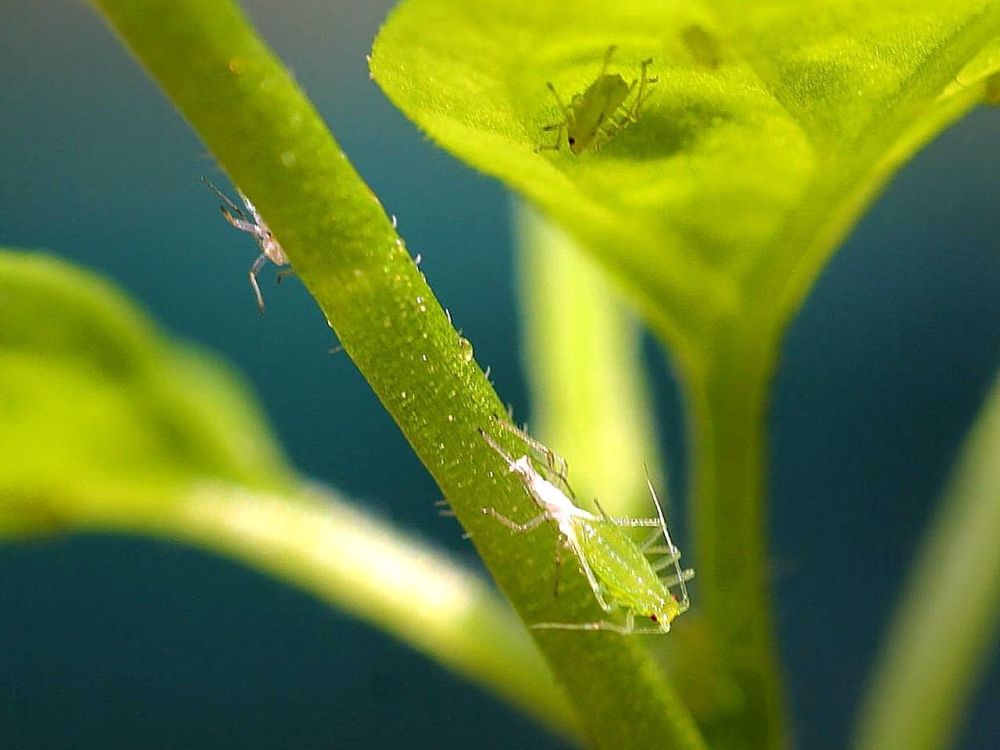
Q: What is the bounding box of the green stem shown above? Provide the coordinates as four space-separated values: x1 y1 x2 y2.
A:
91 1 707 747
851 374 1000 750
676 29 1000 750
683 321 785 750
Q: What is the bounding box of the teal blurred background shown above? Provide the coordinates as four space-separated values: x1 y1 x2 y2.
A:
0 1 998 748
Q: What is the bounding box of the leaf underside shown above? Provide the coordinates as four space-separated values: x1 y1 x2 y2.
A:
372 0 1000 350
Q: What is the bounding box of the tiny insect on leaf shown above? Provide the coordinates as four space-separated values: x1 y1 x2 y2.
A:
537 46 658 155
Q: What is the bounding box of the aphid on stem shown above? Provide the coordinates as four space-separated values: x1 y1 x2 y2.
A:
203 177 290 314
480 417 694 634
538 45 658 154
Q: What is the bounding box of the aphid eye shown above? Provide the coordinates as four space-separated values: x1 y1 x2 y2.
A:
649 614 658 623
567 136 576 145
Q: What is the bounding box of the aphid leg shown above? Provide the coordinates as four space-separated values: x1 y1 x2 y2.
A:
531 619 630 634
656 567 697 590
536 121 564 152
533 610 670 635
531 614 673 634
648 548 682 569
482 507 550 533
639 526 664 551
568 537 615 612
275 269 296 284
249 252 268 315
434 498 456 518
626 58 658 122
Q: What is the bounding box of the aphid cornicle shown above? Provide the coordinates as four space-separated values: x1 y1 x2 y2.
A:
203 178 290 314
539 45 658 154
480 418 694 635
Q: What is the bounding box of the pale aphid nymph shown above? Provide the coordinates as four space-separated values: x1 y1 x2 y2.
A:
539 45 658 154
480 419 694 634
203 178 290 314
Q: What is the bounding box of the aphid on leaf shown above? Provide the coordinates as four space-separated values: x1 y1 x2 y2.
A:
682 24 722 69
538 45 658 154
203 178 290 314
984 72 1000 106
480 418 694 634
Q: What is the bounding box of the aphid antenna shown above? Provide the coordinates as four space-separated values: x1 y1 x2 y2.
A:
201 176 247 221
477 427 517 467
592 496 610 520
643 467 691 611
545 81 571 115
598 44 618 77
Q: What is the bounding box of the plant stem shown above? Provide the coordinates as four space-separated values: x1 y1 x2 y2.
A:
683 320 786 750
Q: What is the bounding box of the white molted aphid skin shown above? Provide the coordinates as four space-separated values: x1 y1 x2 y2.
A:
511 455 595 530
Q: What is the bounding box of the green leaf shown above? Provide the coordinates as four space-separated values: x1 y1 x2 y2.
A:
852 374 1000 750
371 2 1000 746
371 0 1000 348
0 249 574 738
0 250 293 523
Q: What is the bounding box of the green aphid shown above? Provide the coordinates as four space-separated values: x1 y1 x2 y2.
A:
984 72 1000 106
682 24 722 69
480 419 694 634
538 45 658 154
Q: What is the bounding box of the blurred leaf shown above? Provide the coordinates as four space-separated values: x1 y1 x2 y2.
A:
0 249 574 738
371 2 1000 746
852 374 1000 750
0 250 292 530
